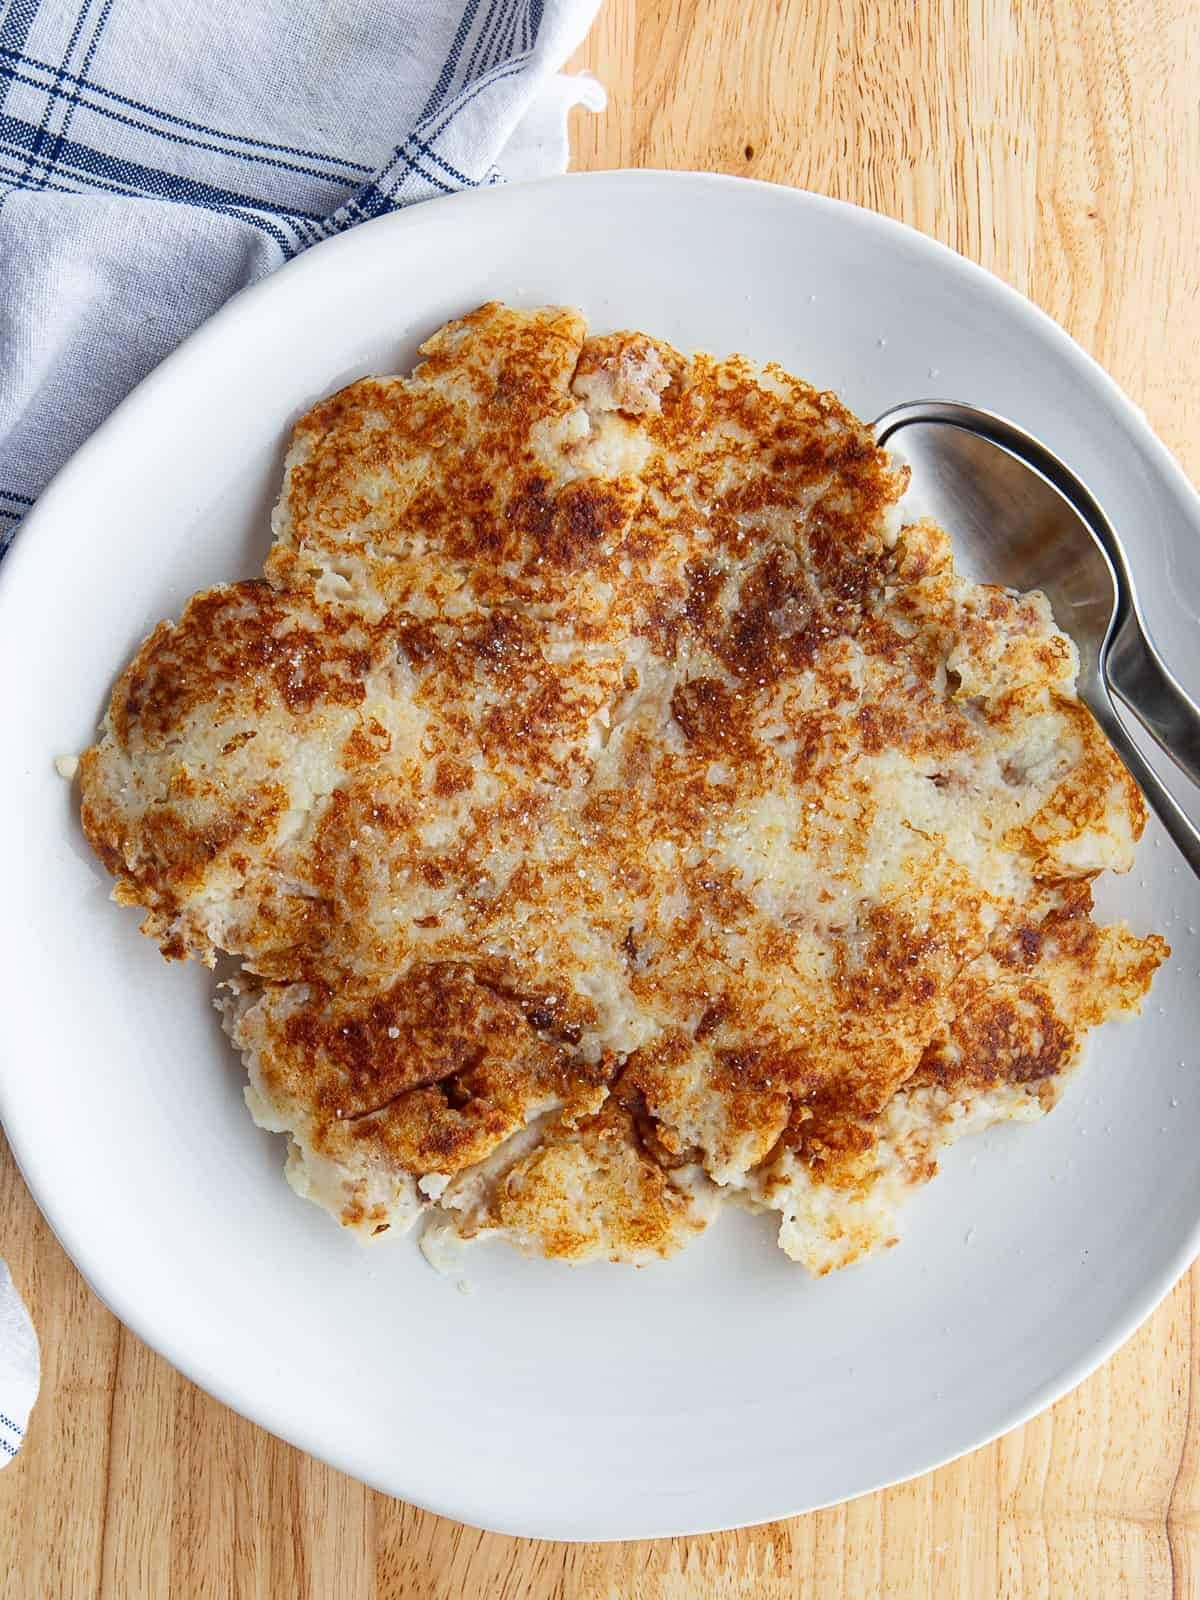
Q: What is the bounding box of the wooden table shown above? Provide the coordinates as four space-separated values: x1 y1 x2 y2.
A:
4 3 1199 1594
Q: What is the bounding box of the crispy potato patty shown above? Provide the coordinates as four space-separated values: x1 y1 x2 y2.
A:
80 303 1167 1271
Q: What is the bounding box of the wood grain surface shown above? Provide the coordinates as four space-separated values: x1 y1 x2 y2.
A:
4 2 1200 1594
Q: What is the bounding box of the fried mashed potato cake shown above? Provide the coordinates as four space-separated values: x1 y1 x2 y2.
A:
79 302 1169 1272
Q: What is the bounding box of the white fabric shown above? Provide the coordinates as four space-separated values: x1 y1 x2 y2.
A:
0 1261 39 1467
0 0 603 1462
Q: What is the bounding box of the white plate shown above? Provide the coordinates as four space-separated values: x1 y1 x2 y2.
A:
2 172 1199 1541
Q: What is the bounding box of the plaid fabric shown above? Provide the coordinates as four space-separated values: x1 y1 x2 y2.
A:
0 0 602 557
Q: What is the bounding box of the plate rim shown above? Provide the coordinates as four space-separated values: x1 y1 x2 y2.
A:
2 168 1198 1540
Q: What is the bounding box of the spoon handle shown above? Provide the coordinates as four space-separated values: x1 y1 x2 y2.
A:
1105 611 1200 790
1084 679 1200 878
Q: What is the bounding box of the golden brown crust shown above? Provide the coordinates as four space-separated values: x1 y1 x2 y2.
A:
79 302 1168 1266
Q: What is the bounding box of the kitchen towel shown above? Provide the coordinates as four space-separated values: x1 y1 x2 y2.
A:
0 1261 38 1467
0 0 604 557
0 0 603 1462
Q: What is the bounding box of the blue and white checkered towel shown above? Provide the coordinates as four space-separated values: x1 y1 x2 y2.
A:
0 0 603 1464
0 0 604 559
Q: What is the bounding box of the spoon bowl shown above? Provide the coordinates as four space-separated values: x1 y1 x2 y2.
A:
874 401 1200 875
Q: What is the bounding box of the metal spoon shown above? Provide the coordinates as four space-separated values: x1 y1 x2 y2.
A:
873 400 1200 876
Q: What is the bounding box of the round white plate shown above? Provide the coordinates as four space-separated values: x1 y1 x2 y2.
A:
2 172 1199 1541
